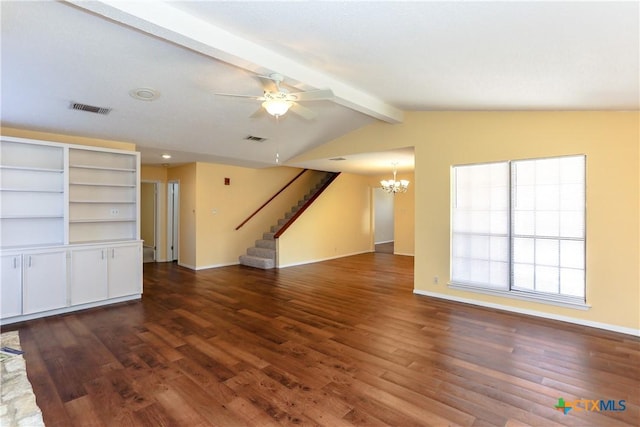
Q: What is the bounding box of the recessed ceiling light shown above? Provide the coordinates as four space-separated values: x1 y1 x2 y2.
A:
161 153 172 159
129 88 160 101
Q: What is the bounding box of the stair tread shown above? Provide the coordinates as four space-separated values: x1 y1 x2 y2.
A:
239 254 275 269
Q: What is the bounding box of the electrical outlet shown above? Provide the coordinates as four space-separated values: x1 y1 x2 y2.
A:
433 276 439 284
110 208 119 216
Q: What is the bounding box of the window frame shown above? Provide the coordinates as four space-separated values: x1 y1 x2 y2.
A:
449 155 588 309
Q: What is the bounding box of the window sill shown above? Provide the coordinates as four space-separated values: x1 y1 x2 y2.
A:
448 282 591 311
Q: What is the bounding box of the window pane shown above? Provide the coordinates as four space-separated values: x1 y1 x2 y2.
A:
560 240 584 269
470 235 489 259
536 211 559 237
452 162 509 289
490 236 509 262
513 263 534 289
536 184 559 210
512 155 585 301
560 211 584 238
513 237 534 263
560 268 585 297
535 239 559 267
514 185 535 210
535 265 559 293
490 262 509 288
513 211 534 235
560 183 584 211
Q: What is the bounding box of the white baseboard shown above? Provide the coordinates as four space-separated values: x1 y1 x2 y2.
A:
413 289 640 337
195 261 239 270
393 252 414 257
177 261 239 270
177 262 196 270
375 240 394 244
278 250 372 268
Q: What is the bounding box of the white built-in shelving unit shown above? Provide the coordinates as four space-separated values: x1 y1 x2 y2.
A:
0 136 142 325
0 141 65 248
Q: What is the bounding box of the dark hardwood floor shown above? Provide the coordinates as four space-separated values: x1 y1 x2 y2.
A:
3 253 639 426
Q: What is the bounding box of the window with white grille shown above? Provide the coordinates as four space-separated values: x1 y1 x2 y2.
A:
451 155 585 304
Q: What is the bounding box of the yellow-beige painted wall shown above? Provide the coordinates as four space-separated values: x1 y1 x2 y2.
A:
167 163 197 269
1 127 136 151
293 111 640 332
369 173 415 256
278 173 373 267
140 182 156 246
141 165 168 261
194 163 324 269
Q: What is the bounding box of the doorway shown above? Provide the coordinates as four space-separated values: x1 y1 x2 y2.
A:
167 181 179 262
374 187 394 254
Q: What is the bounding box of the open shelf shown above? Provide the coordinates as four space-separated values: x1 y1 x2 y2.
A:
70 218 136 223
0 188 64 193
0 165 64 173
70 164 136 172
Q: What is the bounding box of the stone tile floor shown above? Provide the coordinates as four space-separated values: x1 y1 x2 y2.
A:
1 331 44 427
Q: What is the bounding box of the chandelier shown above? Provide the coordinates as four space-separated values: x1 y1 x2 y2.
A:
380 163 409 194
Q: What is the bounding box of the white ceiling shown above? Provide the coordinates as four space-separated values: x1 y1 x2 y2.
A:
2 1 638 175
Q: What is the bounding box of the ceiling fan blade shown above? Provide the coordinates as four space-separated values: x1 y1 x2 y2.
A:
290 102 318 120
213 92 263 100
288 88 334 102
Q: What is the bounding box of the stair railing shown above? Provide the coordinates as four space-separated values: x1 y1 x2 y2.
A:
274 172 340 238
235 169 308 230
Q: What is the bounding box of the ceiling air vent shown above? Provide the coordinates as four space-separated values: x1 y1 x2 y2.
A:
329 157 346 161
70 102 112 115
244 135 267 143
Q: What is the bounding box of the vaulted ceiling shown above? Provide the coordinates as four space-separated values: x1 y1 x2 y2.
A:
2 1 638 174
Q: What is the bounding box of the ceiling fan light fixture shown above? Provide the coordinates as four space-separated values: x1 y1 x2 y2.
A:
262 99 292 117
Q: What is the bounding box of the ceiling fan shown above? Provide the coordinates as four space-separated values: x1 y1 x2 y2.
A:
214 73 334 120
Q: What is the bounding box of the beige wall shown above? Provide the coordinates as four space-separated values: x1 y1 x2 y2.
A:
2 127 136 151
141 166 168 261
167 163 197 268
293 111 640 332
278 173 373 267
194 163 320 268
140 182 156 246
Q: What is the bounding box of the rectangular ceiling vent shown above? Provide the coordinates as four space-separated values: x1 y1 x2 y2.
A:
70 102 112 115
244 135 267 143
329 157 347 161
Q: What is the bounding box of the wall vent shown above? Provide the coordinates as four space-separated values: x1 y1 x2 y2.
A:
70 102 112 115
244 135 267 143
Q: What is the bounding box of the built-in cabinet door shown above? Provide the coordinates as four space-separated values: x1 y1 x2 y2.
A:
108 244 142 298
23 250 67 314
1 254 22 318
70 248 108 305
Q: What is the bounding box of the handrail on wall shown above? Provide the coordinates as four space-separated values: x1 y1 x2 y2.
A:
273 172 340 239
235 169 308 230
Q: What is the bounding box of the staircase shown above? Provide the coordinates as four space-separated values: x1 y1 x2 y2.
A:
239 172 336 269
